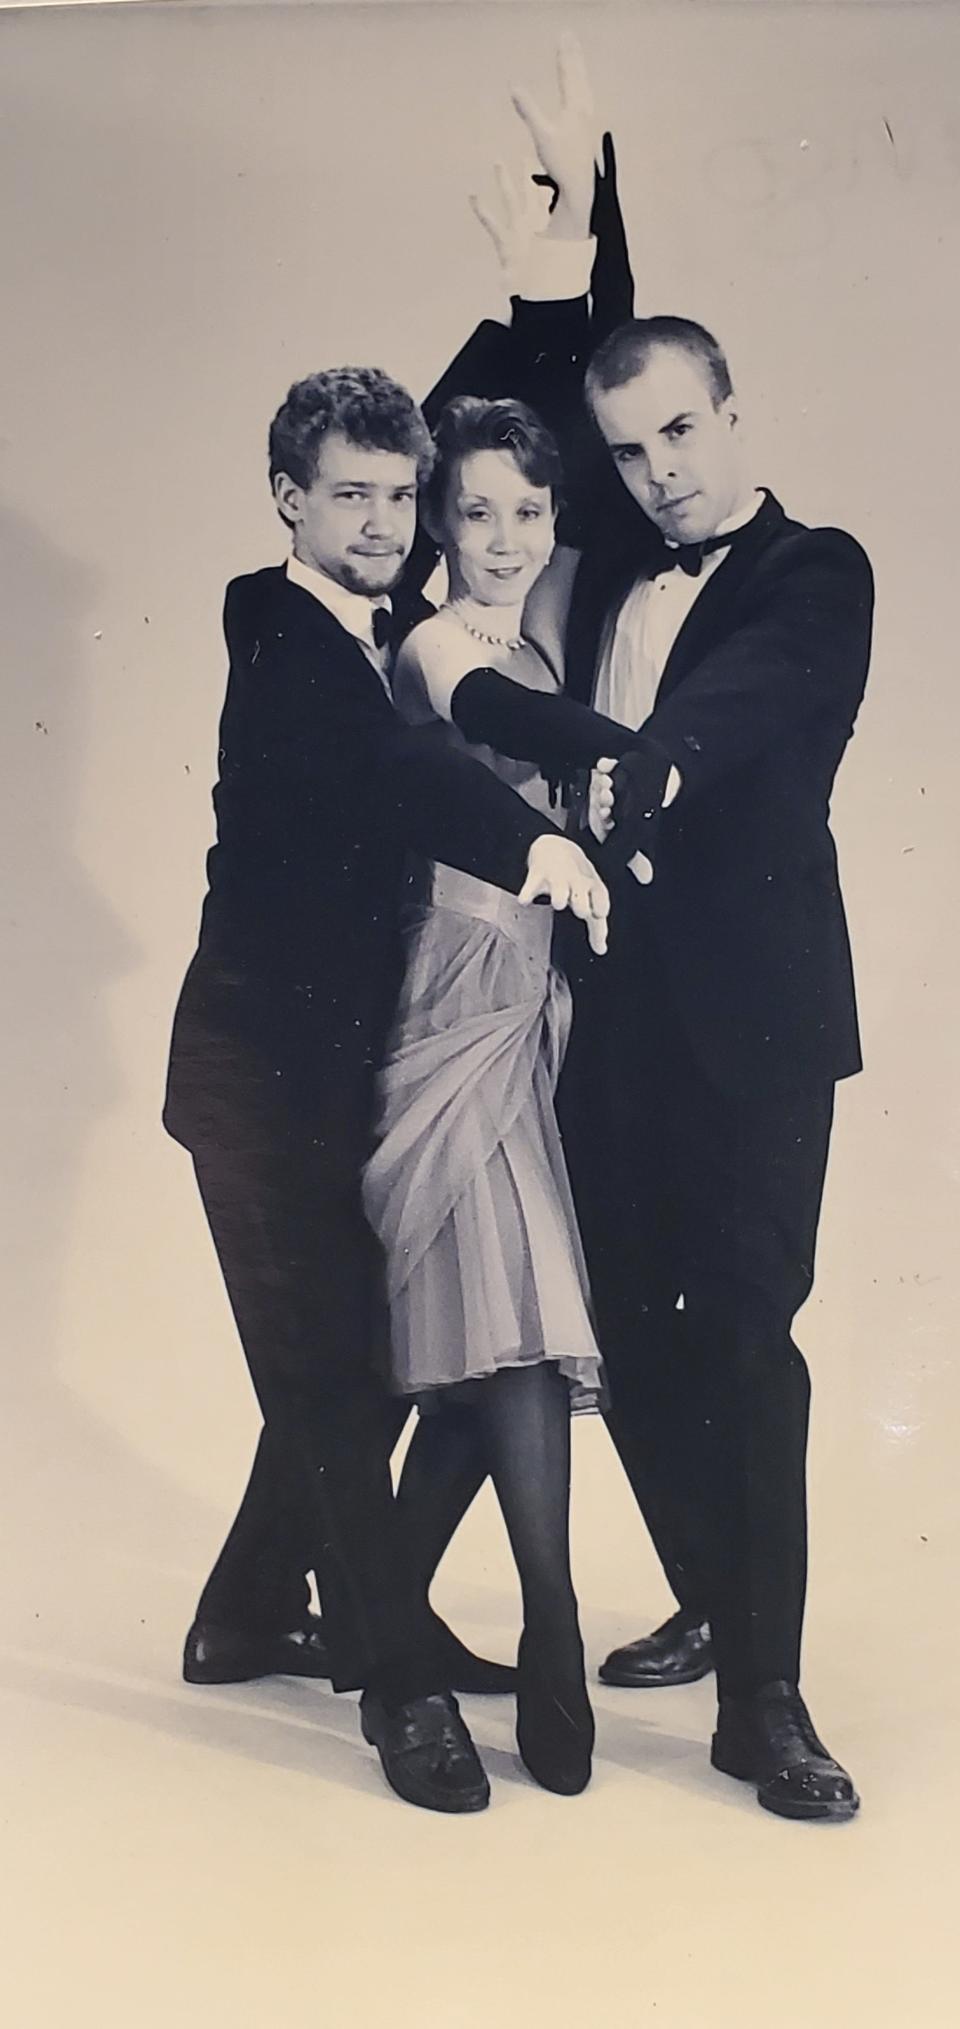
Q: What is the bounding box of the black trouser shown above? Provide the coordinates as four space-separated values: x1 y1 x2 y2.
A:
558 926 834 1700
188 1137 437 1707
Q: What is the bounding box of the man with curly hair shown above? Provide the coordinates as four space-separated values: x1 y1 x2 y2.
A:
163 359 609 1815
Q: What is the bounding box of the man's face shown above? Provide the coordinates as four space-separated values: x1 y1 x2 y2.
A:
590 347 746 545
275 432 418 594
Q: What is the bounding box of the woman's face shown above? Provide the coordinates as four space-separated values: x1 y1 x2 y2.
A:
440 448 556 608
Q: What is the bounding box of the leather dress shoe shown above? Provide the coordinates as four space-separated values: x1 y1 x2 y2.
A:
599 1609 714 1688
360 1690 490 1813
183 1614 331 1685
711 1680 860 1822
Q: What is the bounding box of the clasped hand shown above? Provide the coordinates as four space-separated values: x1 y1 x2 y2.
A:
589 755 682 885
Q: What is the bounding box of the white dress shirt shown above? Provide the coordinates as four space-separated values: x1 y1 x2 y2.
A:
594 493 766 734
286 553 393 695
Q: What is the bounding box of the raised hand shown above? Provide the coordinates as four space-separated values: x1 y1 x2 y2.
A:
469 160 550 287
519 834 610 954
511 32 600 239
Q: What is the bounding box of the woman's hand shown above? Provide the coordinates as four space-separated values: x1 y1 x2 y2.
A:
519 834 610 954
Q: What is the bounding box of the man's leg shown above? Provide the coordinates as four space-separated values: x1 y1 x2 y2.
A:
187 1138 491 1811
190 1142 432 1700
669 1072 858 1818
557 936 714 1627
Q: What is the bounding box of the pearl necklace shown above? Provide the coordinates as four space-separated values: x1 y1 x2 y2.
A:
443 602 525 653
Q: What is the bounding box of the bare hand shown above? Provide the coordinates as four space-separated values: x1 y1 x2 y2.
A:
588 756 617 842
511 32 599 239
469 161 549 285
519 834 610 954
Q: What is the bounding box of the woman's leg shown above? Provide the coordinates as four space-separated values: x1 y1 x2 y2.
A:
393 1406 516 1692
476 1362 594 1793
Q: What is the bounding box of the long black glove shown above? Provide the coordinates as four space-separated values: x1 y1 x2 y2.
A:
451 665 635 771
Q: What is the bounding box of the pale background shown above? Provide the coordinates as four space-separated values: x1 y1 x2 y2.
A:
1 3 957 2025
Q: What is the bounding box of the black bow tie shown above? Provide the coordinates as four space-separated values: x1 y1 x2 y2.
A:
372 606 393 652
656 530 738 579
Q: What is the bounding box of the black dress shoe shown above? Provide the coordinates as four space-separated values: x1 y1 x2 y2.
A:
183 1615 331 1686
516 1633 594 1796
599 1609 714 1688
711 1680 860 1822
359 1690 490 1813
427 1612 517 1696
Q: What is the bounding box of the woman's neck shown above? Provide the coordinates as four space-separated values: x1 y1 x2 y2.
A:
444 591 526 645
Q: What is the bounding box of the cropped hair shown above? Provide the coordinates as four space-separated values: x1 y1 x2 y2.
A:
585 316 734 410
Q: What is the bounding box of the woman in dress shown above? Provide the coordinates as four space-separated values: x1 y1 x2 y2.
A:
362 394 602 1796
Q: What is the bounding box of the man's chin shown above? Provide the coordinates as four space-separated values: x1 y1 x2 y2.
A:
341 558 405 596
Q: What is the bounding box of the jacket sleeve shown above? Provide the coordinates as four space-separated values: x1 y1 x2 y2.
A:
606 532 874 867
380 718 559 894
637 532 873 794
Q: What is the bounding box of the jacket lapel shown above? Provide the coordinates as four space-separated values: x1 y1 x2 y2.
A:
654 491 785 704
277 572 395 714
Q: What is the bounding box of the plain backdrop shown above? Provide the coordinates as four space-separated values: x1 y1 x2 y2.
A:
1 5 958 2027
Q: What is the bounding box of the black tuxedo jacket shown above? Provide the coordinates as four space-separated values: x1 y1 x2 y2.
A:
568 487 873 1094
163 567 555 1168
448 284 875 1097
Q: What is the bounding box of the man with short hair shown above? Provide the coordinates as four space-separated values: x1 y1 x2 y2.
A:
448 91 873 1821
163 360 609 1815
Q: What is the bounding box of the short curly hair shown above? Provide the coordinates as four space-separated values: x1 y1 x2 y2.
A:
424 395 564 527
268 366 435 521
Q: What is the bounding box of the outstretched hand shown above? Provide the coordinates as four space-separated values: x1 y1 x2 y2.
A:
519 834 610 954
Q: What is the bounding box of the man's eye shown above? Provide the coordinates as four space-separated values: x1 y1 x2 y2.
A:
668 423 691 440
335 490 364 502
394 491 417 505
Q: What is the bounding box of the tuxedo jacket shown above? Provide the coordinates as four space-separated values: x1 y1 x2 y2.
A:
448 283 875 1098
163 567 555 1172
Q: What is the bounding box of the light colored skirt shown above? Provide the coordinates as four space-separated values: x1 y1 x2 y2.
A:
362 863 604 1408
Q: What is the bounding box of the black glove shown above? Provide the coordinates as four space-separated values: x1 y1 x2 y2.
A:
451 666 635 771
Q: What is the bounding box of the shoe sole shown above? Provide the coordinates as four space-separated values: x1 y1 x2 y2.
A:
598 1663 715 1689
183 1659 331 1686
712 1739 860 1821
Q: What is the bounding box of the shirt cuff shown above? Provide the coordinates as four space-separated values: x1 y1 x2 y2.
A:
511 234 596 303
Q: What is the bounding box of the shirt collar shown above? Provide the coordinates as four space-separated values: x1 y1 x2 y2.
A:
286 553 391 642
